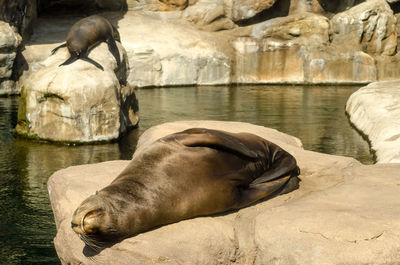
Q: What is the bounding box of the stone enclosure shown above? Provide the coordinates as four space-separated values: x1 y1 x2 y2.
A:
3 0 400 94
0 0 399 263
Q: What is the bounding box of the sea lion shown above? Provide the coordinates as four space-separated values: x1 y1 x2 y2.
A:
51 15 121 71
71 128 301 249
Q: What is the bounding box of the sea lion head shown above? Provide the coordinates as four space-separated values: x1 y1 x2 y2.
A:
71 193 122 247
67 43 82 57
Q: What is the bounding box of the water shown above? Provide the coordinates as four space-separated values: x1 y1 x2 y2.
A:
0 85 373 264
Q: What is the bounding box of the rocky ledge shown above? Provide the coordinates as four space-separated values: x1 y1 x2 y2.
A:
346 80 400 163
48 121 400 265
16 0 400 90
15 41 139 143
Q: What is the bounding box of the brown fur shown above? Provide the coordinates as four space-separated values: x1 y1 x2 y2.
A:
71 128 301 246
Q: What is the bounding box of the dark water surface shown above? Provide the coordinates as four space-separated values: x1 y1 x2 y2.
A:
0 85 373 264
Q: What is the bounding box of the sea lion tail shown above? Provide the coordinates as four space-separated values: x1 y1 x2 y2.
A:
80 55 104 71
59 54 78 67
51 43 67 55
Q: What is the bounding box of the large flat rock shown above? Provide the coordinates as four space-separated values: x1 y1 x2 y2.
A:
48 121 400 264
346 80 400 163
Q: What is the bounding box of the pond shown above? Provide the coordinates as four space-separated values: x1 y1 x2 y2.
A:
0 85 373 264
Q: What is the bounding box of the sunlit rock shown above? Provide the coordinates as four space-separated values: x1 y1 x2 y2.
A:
234 14 331 84
48 121 400 264
304 50 376 84
225 0 278 21
119 12 232 87
346 80 400 163
331 0 397 56
15 42 139 143
127 0 190 11
183 0 236 31
16 0 400 87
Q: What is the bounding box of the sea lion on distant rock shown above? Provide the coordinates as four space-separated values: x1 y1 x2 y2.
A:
51 15 121 71
71 128 301 248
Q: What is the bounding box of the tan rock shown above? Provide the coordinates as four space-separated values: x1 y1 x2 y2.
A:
346 80 400 163
289 0 325 15
331 0 397 56
304 50 376 84
127 0 190 11
118 12 233 86
250 13 330 45
15 1 400 87
48 121 400 264
234 14 331 84
183 0 237 31
225 0 277 21
15 41 138 143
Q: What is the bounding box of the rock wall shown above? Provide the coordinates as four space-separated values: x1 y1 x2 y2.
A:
5 0 400 93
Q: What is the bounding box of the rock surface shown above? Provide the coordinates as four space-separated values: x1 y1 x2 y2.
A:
0 21 21 96
49 121 400 265
15 41 139 143
346 80 400 163
18 0 400 88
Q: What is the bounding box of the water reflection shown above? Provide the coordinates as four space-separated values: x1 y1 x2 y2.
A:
0 85 373 264
135 85 373 164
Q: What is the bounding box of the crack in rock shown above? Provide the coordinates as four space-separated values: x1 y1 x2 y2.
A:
298 229 384 244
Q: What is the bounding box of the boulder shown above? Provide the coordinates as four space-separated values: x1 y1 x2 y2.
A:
118 12 233 87
289 0 325 15
49 120 400 265
182 0 237 31
15 41 139 143
0 21 22 96
331 0 397 56
225 0 278 22
346 80 400 163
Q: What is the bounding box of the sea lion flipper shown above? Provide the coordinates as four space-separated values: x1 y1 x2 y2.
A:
251 156 299 185
236 176 291 208
80 55 104 71
51 43 67 55
59 54 78 67
175 128 258 159
111 24 121 42
107 38 121 66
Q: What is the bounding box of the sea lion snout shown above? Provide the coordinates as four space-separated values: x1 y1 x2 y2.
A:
71 196 110 236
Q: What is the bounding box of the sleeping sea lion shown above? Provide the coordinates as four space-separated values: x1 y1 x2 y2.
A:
51 15 121 71
71 128 301 249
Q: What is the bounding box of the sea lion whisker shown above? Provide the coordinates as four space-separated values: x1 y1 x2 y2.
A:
80 235 104 252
